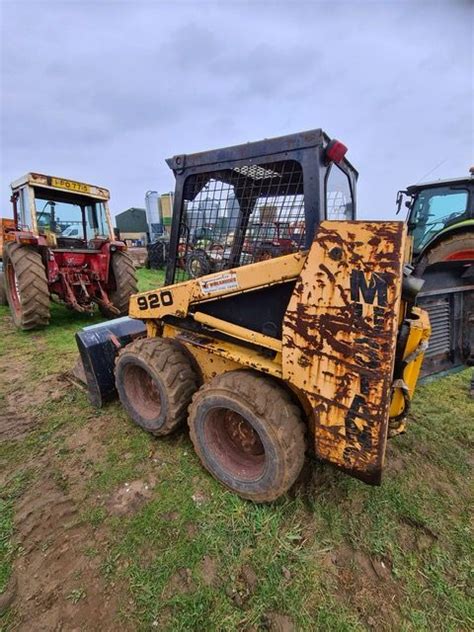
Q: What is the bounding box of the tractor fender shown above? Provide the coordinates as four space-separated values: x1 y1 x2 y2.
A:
415 222 474 269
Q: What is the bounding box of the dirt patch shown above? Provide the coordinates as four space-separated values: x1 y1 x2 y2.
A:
326 543 400 629
0 331 132 631
11 472 129 631
226 564 259 607
263 611 295 631
65 418 110 465
1 374 69 442
0 410 38 442
7 373 68 411
0 575 17 615
185 522 198 538
200 555 218 587
164 567 196 598
160 510 180 522
107 479 154 516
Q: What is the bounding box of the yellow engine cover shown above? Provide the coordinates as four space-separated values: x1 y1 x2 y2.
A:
282 221 407 483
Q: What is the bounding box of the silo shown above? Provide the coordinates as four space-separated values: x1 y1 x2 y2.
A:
160 192 174 234
145 190 164 241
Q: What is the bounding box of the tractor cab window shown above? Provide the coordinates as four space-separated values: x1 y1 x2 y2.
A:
175 160 305 282
34 190 109 245
17 186 33 230
409 186 469 253
325 164 354 220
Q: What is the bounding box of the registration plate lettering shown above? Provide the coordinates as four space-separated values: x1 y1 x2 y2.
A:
50 177 91 194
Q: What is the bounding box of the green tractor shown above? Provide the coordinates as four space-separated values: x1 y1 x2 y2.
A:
398 170 474 375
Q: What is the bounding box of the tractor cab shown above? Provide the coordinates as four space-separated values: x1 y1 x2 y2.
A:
401 176 474 258
9 173 114 250
397 173 474 375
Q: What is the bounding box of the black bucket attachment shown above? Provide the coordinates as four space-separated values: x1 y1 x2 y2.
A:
75 317 146 407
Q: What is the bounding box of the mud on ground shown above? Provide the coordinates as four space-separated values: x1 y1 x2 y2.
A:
0 342 131 630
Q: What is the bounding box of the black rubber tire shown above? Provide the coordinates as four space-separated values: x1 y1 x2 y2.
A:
415 231 474 276
186 249 211 278
147 240 169 270
115 337 199 436
188 370 306 502
100 250 138 317
3 243 50 330
0 271 7 306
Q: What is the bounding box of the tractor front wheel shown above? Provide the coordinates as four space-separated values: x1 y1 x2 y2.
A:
100 250 138 317
3 243 50 330
188 370 306 502
115 337 199 436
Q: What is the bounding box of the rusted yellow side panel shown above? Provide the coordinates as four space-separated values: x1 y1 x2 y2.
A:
282 221 406 483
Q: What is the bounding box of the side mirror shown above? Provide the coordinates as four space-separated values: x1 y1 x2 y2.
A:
396 191 403 215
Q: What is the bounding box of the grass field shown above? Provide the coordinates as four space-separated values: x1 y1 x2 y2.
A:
0 267 473 631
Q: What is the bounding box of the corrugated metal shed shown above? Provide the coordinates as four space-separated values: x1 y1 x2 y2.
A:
115 207 148 233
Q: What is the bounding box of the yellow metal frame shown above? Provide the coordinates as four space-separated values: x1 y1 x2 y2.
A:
129 221 431 484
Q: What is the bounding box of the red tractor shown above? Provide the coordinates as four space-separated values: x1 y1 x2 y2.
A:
243 222 298 261
0 173 138 329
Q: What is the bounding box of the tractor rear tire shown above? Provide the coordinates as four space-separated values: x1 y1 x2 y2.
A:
3 243 50 330
101 250 138 317
0 272 7 306
188 370 306 502
414 232 474 276
115 337 199 436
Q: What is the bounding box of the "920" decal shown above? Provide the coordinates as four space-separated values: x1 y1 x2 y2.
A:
136 290 174 311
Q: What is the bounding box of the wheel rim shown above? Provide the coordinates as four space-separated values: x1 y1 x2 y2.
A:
203 407 265 481
6 262 21 314
122 363 162 421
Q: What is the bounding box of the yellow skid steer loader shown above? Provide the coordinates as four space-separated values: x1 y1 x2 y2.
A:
76 130 430 502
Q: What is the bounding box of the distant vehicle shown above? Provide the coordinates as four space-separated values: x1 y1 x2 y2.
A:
0 173 137 329
61 224 83 238
243 222 297 261
398 170 474 374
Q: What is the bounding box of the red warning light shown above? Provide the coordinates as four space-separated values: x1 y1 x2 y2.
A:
325 139 348 163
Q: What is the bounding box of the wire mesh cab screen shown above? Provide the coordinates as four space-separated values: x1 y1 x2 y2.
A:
173 159 305 283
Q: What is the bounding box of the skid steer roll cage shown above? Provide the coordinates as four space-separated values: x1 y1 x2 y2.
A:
165 129 358 285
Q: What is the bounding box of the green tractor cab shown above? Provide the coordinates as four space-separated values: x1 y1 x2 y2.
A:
398 171 474 375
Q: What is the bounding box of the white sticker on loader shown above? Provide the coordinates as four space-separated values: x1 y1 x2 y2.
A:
199 272 240 295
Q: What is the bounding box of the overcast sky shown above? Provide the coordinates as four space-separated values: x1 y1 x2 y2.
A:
1 0 472 220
